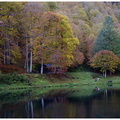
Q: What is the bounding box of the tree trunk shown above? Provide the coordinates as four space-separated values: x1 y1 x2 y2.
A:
26 33 29 72
24 59 26 69
29 13 33 73
103 71 104 77
4 40 6 64
6 39 9 64
105 70 107 78
7 37 10 64
41 57 44 74
30 48 32 73
110 71 112 75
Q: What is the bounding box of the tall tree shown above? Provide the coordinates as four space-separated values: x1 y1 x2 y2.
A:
0 2 24 65
94 16 120 57
32 11 80 73
22 2 45 72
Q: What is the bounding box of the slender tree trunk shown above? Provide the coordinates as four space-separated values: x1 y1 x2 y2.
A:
8 38 10 64
24 59 26 69
30 48 32 73
41 57 44 74
6 40 8 64
105 70 107 78
4 40 6 64
103 72 104 77
26 33 29 72
7 18 11 64
29 13 33 73
6 39 10 64
110 71 112 75
30 101 34 118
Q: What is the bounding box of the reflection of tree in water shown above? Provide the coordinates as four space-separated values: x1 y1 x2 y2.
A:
90 89 120 118
25 101 34 118
43 97 76 118
0 102 27 118
1 89 120 118
84 99 93 118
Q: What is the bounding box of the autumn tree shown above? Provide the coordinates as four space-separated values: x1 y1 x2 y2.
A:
71 47 85 67
22 2 45 72
32 11 80 73
94 16 120 57
0 2 24 65
90 50 120 78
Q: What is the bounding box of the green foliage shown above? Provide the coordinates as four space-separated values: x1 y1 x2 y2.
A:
90 72 102 78
33 64 41 72
77 8 89 21
69 63 92 72
0 89 31 104
0 73 26 84
46 2 58 11
89 9 100 17
94 16 120 57
116 12 120 22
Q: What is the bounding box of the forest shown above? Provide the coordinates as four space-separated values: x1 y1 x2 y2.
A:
1 2 120 77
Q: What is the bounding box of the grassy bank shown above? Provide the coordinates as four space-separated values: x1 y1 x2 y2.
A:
0 72 120 91
0 72 120 105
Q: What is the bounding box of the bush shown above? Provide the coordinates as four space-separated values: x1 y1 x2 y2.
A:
90 72 102 79
0 73 26 85
0 64 25 73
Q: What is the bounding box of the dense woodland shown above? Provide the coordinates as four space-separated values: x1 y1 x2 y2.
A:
1 2 120 76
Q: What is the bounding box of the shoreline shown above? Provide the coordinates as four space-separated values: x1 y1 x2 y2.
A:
0 71 120 91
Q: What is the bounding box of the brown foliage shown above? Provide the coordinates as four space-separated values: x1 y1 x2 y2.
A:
0 64 26 73
72 48 85 67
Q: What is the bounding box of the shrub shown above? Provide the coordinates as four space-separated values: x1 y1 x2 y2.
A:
90 50 120 77
0 73 26 85
0 64 25 73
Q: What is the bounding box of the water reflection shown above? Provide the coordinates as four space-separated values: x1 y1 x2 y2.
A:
25 101 34 118
0 88 120 118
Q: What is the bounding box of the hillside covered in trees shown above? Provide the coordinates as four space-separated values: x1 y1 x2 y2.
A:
1 2 120 76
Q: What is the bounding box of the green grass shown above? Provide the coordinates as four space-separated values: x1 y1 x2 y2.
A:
1 71 120 104
0 72 120 91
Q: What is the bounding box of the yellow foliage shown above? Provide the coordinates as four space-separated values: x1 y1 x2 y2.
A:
90 50 120 73
90 9 100 17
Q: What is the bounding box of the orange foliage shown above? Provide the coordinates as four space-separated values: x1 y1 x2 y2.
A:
72 48 85 67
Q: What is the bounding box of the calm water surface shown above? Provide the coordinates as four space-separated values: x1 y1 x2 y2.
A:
0 87 120 118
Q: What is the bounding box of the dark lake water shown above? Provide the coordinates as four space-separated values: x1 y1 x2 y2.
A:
0 86 120 118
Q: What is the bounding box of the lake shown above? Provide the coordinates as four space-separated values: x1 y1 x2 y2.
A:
0 85 120 118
